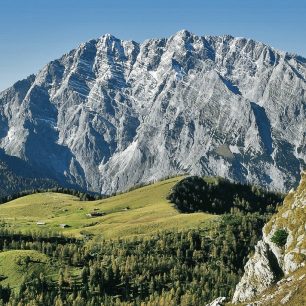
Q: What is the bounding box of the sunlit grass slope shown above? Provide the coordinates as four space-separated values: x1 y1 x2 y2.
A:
0 177 217 239
0 250 54 291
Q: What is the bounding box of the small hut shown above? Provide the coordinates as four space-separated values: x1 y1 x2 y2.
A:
86 211 106 218
36 221 46 226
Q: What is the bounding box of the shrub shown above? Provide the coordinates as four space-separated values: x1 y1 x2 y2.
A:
271 229 288 247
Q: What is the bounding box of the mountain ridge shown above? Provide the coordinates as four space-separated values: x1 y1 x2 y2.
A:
0 30 305 195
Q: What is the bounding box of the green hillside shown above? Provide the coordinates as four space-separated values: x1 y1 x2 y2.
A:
0 176 216 240
0 175 287 305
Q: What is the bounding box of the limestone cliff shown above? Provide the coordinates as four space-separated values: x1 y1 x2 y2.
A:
1 31 306 195
232 171 306 305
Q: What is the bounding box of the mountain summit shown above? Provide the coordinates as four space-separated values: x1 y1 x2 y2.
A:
0 31 305 194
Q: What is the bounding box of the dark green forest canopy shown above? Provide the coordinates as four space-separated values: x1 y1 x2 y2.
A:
167 176 284 214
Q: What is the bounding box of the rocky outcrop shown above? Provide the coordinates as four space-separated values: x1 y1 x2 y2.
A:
205 297 226 306
241 270 306 306
232 171 306 304
232 241 281 302
0 31 306 194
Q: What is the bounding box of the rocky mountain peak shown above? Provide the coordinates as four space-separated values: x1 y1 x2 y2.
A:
0 31 305 195
171 29 193 41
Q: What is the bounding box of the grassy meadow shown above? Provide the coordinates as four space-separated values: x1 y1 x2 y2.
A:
0 176 217 240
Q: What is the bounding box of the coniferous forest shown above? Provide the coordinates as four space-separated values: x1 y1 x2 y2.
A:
0 214 268 306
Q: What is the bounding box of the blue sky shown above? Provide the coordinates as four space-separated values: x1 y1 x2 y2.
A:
0 0 306 91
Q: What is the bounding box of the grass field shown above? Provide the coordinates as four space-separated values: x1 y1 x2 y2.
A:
0 177 218 240
0 250 54 290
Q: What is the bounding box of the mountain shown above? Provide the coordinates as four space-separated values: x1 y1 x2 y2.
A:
0 30 305 194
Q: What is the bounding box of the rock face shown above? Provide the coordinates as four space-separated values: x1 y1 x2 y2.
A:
205 297 226 306
0 30 306 194
232 171 306 304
